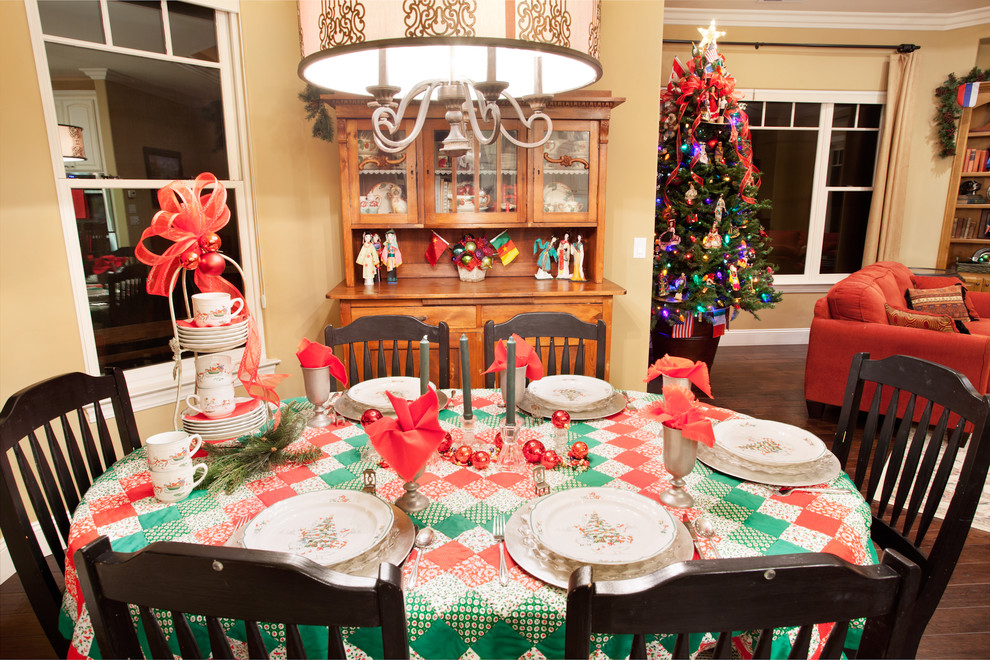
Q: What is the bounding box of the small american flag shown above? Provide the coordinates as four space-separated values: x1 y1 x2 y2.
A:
704 43 719 64
672 316 694 338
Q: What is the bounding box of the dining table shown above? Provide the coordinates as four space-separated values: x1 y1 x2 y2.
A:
58 388 876 660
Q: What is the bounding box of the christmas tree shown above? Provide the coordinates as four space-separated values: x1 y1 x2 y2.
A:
653 22 781 331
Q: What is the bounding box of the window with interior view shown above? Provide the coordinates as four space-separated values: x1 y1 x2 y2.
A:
33 0 250 374
745 96 883 280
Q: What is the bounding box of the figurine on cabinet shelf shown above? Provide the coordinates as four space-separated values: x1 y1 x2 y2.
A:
557 233 572 279
570 234 586 282
380 229 402 283
534 236 558 280
356 233 380 286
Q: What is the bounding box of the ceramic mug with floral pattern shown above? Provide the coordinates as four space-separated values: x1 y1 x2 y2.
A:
191 292 244 327
186 383 236 419
146 430 203 472
195 354 233 388
150 461 208 503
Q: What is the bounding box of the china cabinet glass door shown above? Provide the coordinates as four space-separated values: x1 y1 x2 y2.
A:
351 123 417 225
535 121 599 224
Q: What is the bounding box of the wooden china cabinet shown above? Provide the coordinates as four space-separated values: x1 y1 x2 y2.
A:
324 91 626 387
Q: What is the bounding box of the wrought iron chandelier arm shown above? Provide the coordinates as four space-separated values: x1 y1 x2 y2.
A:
371 80 444 153
499 92 552 149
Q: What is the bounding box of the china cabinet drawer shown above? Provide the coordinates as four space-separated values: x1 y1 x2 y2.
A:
349 305 476 330
480 303 604 325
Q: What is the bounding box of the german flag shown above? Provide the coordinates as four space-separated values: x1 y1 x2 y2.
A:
491 231 519 266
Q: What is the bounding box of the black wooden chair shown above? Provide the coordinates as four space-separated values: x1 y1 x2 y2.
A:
323 315 450 390
0 368 140 657
75 536 409 659
831 352 990 657
482 312 606 388
565 550 920 660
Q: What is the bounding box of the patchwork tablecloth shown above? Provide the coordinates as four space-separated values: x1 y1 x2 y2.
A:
60 390 875 659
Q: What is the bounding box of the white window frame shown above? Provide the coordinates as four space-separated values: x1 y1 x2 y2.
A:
736 89 886 292
25 0 275 412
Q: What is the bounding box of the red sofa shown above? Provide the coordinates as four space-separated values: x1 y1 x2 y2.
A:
805 261 990 414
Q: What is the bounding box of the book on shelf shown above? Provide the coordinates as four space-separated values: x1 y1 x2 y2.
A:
963 148 990 172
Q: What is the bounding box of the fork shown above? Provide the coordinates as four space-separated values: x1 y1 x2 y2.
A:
773 486 857 496
493 514 508 586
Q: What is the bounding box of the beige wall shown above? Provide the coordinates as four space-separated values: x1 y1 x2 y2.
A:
662 22 988 332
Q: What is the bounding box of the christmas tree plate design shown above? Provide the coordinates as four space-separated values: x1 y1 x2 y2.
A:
526 375 614 412
714 419 827 466
529 488 676 565
242 490 394 566
346 377 439 411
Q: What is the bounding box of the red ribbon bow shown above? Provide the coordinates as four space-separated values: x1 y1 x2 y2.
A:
647 385 716 447
482 333 544 380
364 389 445 482
644 354 713 398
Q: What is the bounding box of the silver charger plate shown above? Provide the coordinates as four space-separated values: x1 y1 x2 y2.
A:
697 442 843 488
226 500 415 578
333 388 449 421
504 497 694 589
516 391 628 421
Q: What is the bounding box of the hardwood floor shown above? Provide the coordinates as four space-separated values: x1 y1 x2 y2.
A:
1 345 986 659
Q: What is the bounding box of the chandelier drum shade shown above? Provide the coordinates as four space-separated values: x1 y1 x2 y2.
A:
297 0 603 157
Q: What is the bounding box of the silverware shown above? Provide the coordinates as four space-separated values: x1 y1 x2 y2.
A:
692 516 721 559
683 513 708 559
493 514 508 585
773 486 857 497
408 526 434 589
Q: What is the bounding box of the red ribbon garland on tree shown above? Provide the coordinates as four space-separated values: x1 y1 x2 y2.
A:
136 173 288 413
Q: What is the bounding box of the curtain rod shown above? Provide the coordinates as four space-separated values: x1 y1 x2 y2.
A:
662 39 920 53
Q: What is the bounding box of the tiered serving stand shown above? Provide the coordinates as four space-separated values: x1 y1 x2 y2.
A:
166 255 271 441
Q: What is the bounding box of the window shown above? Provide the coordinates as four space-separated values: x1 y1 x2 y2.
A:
741 91 884 285
28 0 266 410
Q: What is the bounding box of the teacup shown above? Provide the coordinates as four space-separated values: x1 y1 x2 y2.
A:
191 292 244 327
150 462 209 503
359 196 380 214
195 354 233 388
186 382 236 419
146 431 203 472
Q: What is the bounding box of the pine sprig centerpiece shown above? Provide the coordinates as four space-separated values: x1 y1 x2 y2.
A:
200 406 321 494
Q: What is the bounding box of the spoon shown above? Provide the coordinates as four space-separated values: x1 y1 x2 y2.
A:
693 516 721 559
408 527 434 589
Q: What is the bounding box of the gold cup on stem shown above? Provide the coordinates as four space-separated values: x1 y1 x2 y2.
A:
301 366 334 428
659 423 697 508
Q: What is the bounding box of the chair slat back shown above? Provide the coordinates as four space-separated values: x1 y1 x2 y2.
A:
75 536 410 660
565 551 920 660
483 312 606 388
324 316 450 390
0 368 139 657
831 352 990 656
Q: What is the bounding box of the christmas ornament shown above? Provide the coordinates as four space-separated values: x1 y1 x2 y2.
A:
198 252 226 276
361 409 384 425
702 224 721 249
522 439 546 463
494 432 504 452
180 249 201 270
568 441 589 460
470 450 491 469
684 182 698 204
551 410 571 428
658 218 681 249
539 450 562 470
437 432 453 454
454 445 473 465
714 195 726 221
200 232 221 253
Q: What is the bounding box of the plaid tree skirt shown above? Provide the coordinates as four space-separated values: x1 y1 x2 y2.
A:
61 391 874 659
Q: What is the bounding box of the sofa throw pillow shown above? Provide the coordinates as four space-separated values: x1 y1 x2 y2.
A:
904 284 972 321
885 303 960 333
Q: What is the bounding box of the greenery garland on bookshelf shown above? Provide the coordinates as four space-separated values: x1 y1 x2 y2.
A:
935 67 989 159
299 84 335 143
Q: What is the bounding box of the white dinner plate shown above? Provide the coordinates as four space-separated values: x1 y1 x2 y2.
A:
181 398 265 424
178 339 248 351
714 419 827 466
346 377 437 411
529 488 676 565
242 490 394 565
183 412 267 432
527 375 614 412
177 319 249 332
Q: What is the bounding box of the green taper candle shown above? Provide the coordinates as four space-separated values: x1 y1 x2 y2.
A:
420 335 429 395
505 336 516 426
460 334 472 418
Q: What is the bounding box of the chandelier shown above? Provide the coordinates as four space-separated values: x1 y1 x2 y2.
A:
297 0 603 159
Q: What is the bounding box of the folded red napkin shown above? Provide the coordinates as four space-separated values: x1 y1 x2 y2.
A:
296 338 347 387
364 389 444 481
482 333 543 380
644 354 712 398
646 385 716 447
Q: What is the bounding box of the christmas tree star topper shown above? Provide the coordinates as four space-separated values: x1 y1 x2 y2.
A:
697 20 725 50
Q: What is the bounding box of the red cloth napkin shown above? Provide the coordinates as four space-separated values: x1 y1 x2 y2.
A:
296 338 347 387
644 354 712 398
646 385 716 447
91 255 127 275
364 389 444 481
482 333 543 380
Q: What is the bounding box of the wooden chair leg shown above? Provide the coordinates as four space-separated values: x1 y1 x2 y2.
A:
806 400 825 418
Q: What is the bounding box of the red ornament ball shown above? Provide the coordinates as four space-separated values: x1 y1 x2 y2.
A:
180 249 201 270
540 450 562 469
707 138 718 148
494 433 504 451
568 441 589 460
522 439 546 463
470 450 491 470
551 410 571 429
199 232 222 253
360 409 384 426
198 251 225 276
454 445 473 465
437 432 453 454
